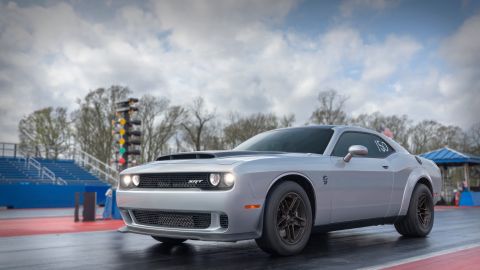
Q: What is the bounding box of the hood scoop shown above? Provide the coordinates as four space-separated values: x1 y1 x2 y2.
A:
156 150 284 161
156 153 215 161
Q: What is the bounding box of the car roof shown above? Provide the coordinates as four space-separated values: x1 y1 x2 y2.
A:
277 124 376 134
276 125 410 154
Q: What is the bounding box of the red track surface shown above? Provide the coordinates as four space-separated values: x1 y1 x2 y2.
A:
384 246 480 270
0 217 124 237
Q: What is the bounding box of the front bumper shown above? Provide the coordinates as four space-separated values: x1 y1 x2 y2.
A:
116 183 264 242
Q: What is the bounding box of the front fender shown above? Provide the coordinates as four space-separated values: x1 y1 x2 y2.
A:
398 167 433 216
255 171 317 235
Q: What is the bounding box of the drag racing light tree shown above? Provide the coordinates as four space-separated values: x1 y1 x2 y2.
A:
115 98 142 171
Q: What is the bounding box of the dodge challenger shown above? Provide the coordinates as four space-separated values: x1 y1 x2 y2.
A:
117 125 440 256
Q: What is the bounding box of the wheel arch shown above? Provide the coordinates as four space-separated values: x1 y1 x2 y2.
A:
264 172 317 223
417 177 433 194
398 170 434 216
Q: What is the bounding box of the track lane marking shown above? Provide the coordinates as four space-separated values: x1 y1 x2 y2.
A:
358 243 480 270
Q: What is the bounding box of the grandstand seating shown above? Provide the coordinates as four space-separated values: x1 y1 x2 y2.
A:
0 157 41 182
0 157 106 186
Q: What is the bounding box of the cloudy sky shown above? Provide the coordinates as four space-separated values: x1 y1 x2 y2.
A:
1 0 479 142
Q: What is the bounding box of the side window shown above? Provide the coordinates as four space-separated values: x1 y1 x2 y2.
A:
332 132 394 158
331 132 361 157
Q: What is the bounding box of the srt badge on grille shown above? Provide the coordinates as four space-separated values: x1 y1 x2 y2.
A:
188 179 204 184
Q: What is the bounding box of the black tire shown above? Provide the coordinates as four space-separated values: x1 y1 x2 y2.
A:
255 181 313 256
394 184 434 237
151 236 186 245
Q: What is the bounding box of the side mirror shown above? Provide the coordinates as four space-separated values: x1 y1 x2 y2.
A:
343 145 368 162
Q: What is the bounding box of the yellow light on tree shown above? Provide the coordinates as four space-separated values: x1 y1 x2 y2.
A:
119 118 126 125
119 138 125 145
119 128 126 135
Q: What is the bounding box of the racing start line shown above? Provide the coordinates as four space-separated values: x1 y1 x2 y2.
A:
0 216 124 237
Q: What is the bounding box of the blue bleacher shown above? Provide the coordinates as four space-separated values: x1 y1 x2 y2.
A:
0 157 40 181
0 157 106 186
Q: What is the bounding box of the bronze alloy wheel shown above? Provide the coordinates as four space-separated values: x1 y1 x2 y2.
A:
276 192 307 245
417 193 432 228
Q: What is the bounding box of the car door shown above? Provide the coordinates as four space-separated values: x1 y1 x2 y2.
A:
329 131 394 223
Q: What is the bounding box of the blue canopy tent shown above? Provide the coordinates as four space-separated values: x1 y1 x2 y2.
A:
420 147 480 206
421 147 480 166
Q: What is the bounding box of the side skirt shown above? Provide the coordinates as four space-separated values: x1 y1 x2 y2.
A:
313 216 404 233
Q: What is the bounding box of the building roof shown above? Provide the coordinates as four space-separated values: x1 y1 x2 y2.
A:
420 147 480 165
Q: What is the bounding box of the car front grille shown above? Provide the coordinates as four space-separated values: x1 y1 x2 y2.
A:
138 173 211 189
132 210 211 229
220 214 228 228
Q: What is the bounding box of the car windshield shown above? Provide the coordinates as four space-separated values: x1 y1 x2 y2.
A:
234 127 334 154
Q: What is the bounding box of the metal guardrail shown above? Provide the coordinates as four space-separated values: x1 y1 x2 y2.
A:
68 147 118 186
27 157 42 177
0 142 18 157
41 166 56 184
56 177 68 185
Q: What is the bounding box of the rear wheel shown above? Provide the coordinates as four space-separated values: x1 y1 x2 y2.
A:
151 236 186 245
394 184 434 237
256 181 312 256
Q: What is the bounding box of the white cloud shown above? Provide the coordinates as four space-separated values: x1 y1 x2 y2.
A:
361 35 421 82
436 12 480 127
0 1 478 144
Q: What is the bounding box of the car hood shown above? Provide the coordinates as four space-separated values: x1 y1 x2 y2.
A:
121 150 318 174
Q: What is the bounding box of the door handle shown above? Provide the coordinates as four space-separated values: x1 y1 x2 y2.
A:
382 165 389 169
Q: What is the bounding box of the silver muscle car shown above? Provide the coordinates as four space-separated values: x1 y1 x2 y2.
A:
117 125 441 256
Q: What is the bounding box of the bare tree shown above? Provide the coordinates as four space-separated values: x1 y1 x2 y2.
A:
138 95 186 162
280 114 296 128
138 95 168 161
408 120 465 154
223 112 281 149
18 107 71 159
350 112 411 148
467 122 480 155
310 89 348 125
181 97 216 151
72 86 130 164
408 120 442 154
201 120 227 150
467 122 480 183
437 125 467 152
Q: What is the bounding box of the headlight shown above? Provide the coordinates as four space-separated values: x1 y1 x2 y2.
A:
223 173 235 187
209 173 235 189
209 173 221 186
120 175 132 188
132 175 140 186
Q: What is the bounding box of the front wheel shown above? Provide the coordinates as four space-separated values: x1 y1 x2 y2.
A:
394 183 434 237
255 181 313 256
151 236 186 245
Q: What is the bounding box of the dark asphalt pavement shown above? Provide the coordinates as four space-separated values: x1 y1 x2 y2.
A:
0 207 479 270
